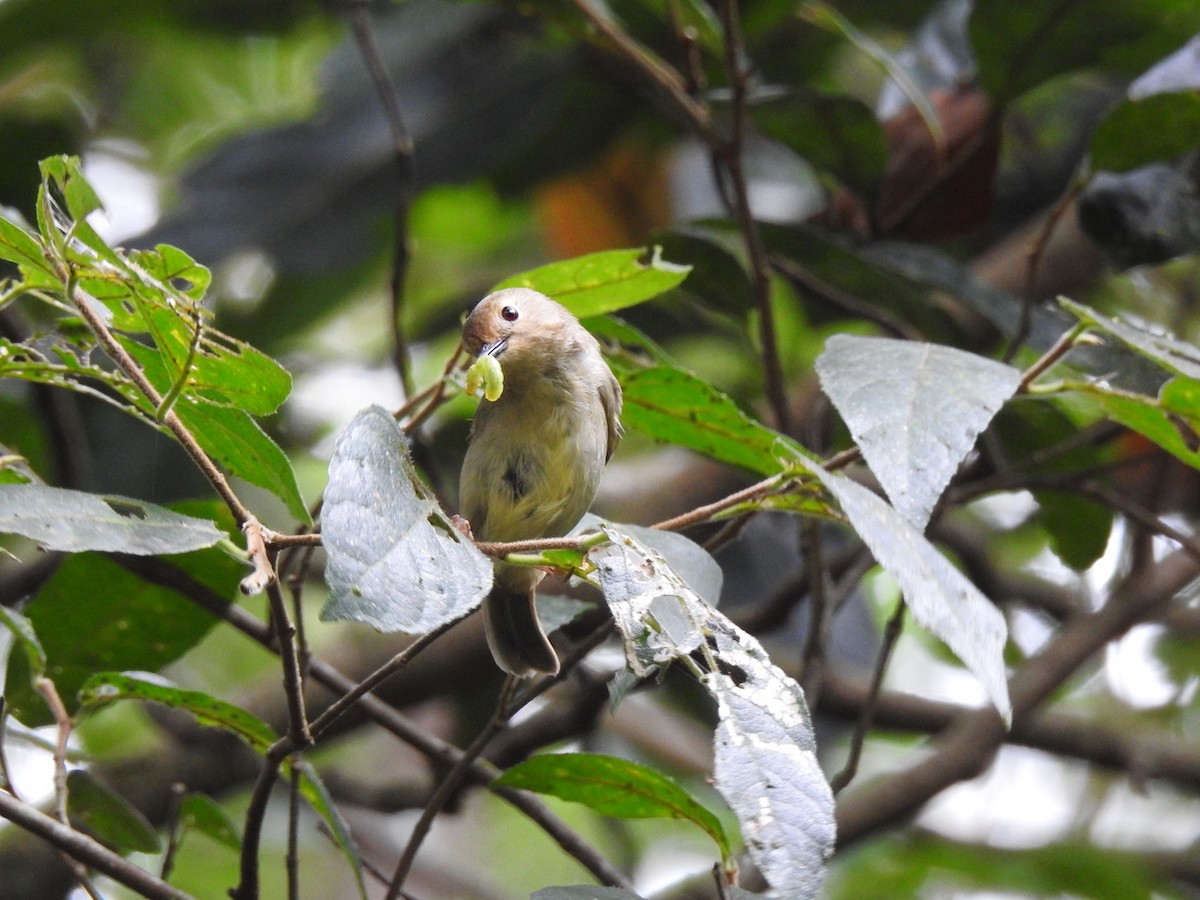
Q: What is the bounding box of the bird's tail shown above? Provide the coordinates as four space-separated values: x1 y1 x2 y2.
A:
483 575 559 677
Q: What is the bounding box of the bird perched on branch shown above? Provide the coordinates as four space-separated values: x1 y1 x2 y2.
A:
459 287 623 676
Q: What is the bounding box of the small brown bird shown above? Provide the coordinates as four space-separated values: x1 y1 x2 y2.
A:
459 287 622 676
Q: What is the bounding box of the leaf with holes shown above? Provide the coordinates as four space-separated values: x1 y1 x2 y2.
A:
589 527 834 898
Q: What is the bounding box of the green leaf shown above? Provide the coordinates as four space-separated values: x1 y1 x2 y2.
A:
0 605 46 678
1036 490 1113 571
496 752 731 863
40 156 102 220
289 760 367 900
757 223 963 338
178 793 240 850
67 769 161 854
493 246 691 318
321 405 493 631
0 484 224 554
816 334 1022 529
0 215 54 278
116 305 291 418
581 315 678 369
79 672 277 752
1091 91 1200 173
1075 381 1200 471
620 366 812 476
37 156 120 267
5 517 242 726
0 338 147 415
812 467 1011 722
1061 297 1200 381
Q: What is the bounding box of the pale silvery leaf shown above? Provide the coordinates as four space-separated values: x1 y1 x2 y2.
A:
816 334 1021 529
321 406 492 632
707 628 835 900
0 485 223 555
590 527 835 899
578 513 723 607
814 466 1012 722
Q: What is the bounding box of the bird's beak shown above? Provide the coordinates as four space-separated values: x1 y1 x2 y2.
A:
478 337 508 359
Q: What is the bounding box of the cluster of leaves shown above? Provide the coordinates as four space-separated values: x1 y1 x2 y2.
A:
3 1 1200 899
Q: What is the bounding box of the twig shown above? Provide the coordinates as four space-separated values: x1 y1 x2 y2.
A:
231 757 283 900
818 669 1200 790
1016 321 1087 391
264 576 312 749
717 0 791 434
345 0 417 396
652 473 788 531
0 788 193 899
65 273 255 528
568 0 712 137
33 679 71 826
306 619 457 741
798 520 830 706
239 516 276 596
400 341 466 435
1082 483 1200 563
386 678 519 899
287 766 301 900
829 599 905 793
1006 176 1087 361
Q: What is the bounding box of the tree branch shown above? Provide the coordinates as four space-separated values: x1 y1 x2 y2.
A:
0 789 193 900
835 549 1200 847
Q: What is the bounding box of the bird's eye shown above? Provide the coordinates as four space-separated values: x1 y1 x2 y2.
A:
501 306 519 322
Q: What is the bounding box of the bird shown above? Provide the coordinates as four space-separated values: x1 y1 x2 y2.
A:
458 287 622 676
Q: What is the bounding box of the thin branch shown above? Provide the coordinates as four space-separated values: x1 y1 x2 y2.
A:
306 619 457 740
66 275 255 528
1016 321 1087 391
836 549 1200 848
264 575 311 748
386 679 519 899
346 0 417 396
116 555 631 889
819 669 1200 791
829 599 905 793
652 473 789 531
799 520 831 706
1082 482 1200 563
717 0 791 434
231 757 282 900
287 766 301 900
568 0 712 137
0 788 193 900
